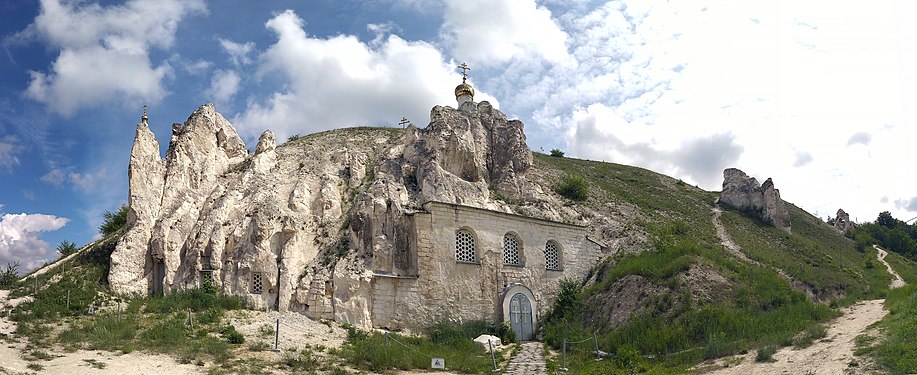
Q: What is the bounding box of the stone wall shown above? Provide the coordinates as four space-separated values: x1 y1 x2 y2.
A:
360 201 604 331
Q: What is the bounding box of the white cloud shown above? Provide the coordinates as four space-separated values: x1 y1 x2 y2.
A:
895 197 917 213
219 38 255 67
17 0 206 115
41 168 107 190
0 135 22 171
566 103 742 187
847 131 872 146
235 10 497 141
208 69 241 105
440 0 570 67
0 210 69 272
793 151 813 167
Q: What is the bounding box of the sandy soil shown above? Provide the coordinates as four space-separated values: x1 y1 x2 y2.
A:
700 245 907 375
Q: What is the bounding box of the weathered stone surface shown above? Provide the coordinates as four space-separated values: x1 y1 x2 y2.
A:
718 168 791 232
109 100 612 332
834 208 853 233
109 122 165 295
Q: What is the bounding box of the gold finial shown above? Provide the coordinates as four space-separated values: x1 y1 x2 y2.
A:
457 63 470 83
141 104 149 124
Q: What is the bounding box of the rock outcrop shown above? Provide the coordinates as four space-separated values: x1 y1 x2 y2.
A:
109 101 540 313
718 168 791 232
834 208 853 233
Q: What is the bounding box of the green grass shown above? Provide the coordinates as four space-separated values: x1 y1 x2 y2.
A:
856 250 917 373
720 205 892 304
865 284 917 373
339 321 503 373
58 289 245 362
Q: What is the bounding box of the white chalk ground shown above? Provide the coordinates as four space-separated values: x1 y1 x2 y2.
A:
699 246 907 375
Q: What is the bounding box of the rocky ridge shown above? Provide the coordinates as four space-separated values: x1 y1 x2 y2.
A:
718 168 791 232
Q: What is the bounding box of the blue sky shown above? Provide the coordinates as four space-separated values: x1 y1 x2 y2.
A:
1 0 916 272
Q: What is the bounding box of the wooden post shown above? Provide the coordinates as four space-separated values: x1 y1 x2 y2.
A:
489 339 498 372
561 319 568 372
273 318 280 352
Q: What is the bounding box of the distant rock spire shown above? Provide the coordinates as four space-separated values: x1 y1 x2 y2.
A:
141 104 149 125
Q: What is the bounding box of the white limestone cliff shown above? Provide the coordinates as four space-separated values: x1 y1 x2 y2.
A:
109 101 542 318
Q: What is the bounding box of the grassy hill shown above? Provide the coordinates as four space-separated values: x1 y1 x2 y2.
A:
532 152 913 373
6 129 916 373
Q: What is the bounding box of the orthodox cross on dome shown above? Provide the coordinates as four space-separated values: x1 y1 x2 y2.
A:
398 117 410 129
454 62 475 106
141 104 149 125
457 63 470 83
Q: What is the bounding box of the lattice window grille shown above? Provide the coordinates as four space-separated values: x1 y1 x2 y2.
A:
456 229 477 263
252 272 263 293
200 270 213 286
545 241 561 270
503 234 521 265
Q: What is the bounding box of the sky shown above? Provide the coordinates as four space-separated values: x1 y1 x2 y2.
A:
1 0 915 272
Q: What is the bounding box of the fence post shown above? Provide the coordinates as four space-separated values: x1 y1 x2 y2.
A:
384 331 389 367
188 309 193 329
33 277 37 295
273 318 280 352
593 331 600 360
66 290 70 310
489 339 498 372
117 301 122 321
561 319 568 371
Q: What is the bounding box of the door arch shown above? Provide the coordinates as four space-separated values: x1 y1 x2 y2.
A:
500 284 538 341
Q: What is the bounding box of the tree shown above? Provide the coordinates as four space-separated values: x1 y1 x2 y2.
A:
549 148 565 157
99 205 129 236
57 240 78 257
0 262 19 289
877 211 897 229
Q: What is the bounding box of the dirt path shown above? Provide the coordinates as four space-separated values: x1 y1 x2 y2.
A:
702 246 907 374
711 206 758 265
875 245 906 289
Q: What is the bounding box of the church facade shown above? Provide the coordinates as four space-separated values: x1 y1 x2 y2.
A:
304 201 605 339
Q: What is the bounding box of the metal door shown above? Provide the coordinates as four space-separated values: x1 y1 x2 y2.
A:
153 260 165 295
509 293 533 341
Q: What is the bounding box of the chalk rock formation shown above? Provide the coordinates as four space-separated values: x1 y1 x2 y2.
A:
718 168 791 232
109 101 537 317
834 208 853 233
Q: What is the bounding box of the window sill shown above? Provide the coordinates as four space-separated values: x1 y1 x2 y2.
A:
546 268 564 272
503 263 525 268
456 260 481 265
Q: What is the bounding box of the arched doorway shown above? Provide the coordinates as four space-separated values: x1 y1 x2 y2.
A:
501 284 537 341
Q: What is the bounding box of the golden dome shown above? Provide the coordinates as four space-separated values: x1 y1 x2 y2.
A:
454 62 474 100
455 81 474 99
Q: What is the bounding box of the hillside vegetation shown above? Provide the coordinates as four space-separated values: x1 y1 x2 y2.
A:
533 152 914 373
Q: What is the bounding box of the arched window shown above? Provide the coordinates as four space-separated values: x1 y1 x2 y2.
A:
456 229 477 263
545 240 562 270
503 233 521 266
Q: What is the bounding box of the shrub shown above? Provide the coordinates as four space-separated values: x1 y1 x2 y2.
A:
549 148 565 157
99 205 128 236
756 345 776 362
222 325 245 344
0 262 19 289
556 174 589 201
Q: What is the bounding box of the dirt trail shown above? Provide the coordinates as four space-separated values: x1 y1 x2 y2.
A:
702 246 906 375
875 245 906 289
711 206 758 265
